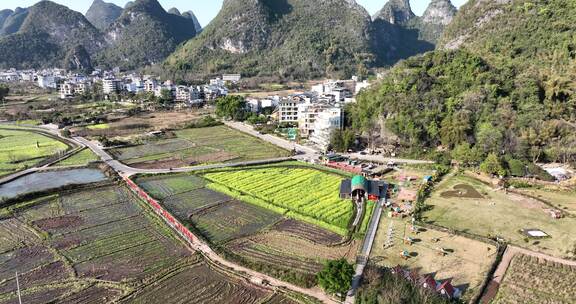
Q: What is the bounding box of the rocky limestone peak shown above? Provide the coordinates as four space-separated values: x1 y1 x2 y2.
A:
422 0 457 25
374 0 415 25
168 8 181 16
86 0 123 30
182 11 202 33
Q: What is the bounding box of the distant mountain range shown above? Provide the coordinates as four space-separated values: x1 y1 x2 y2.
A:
0 0 199 71
166 0 458 79
0 0 458 79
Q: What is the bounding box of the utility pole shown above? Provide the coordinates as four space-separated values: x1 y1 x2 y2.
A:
15 271 22 304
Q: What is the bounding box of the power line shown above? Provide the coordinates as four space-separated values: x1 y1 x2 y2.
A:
15 271 22 304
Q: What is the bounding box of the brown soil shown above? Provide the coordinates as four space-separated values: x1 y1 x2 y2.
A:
58 286 122 304
33 215 84 230
0 261 70 294
441 184 484 199
272 219 343 245
130 151 238 169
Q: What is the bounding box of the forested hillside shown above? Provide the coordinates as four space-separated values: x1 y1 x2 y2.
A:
353 0 576 168
165 0 373 80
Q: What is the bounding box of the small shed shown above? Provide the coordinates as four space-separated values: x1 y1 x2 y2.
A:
339 179 352 199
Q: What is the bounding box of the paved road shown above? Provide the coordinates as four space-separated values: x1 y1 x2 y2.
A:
345 198 385 304
74 137 294 177
345 153 435 165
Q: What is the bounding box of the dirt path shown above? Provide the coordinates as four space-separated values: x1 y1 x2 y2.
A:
480 245 576 303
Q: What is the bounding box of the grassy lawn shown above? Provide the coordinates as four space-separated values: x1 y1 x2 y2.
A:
0 128 68 176
493 254 576 304
110 125 290 168
370 217 496 301
54 149 99 166
202 166 354 235
423 174 576 258
515 187 576 214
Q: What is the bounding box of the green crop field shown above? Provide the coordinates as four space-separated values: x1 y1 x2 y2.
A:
136 174 207 199
54 148 99 166
0 128 68 176
424 174 576 258
493 254 576 304
203 166 354 235
110 125 290 168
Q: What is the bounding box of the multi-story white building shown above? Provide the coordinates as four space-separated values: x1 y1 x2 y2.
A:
222 74 241 83
102 79 123 94
59 81 89 99
309 107 343 151
278 98 300 124
298 103 330 138
37 75 58 89
144 79 157 92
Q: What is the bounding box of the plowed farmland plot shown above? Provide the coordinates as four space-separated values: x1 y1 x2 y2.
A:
226 228 359 275
110 125 289 168
493 254 576 304
192 201 283 244
125 263 271 304
163 188 233 219
0 185 189 303
203 166 353 235
135 174 207 200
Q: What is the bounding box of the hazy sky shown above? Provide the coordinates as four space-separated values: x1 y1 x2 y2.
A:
1 0 468 28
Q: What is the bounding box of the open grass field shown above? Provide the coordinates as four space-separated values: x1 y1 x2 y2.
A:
515 187 576 214
54 148 99 167
493 254 576 304
370 217 497 301
0 184 288 304
110 126 289 169
203 166 354 235
0 128 68 176
424 174 576 258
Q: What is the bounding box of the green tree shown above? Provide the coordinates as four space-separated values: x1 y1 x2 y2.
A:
215 95 247 121
0 84 9 101
317 258 354 297
451 142 482 166
480 153 506 176
159 88 174 105
330 129 355 152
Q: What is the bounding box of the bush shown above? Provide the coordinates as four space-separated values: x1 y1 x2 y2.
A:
526 164 555 182
506 158 526 177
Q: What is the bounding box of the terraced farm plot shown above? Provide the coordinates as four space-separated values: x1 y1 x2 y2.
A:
135 174 207 200
424 174 576 258
54 148 99 167
493 254 576 304
203 166 354 235
0 128 68 176
226 230 359 276
110 126 289 168
125 263 271 304
0 185 193 303
163 188 233 219
191 201 283 244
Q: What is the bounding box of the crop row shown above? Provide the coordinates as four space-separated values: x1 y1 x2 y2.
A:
203 168 353 233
